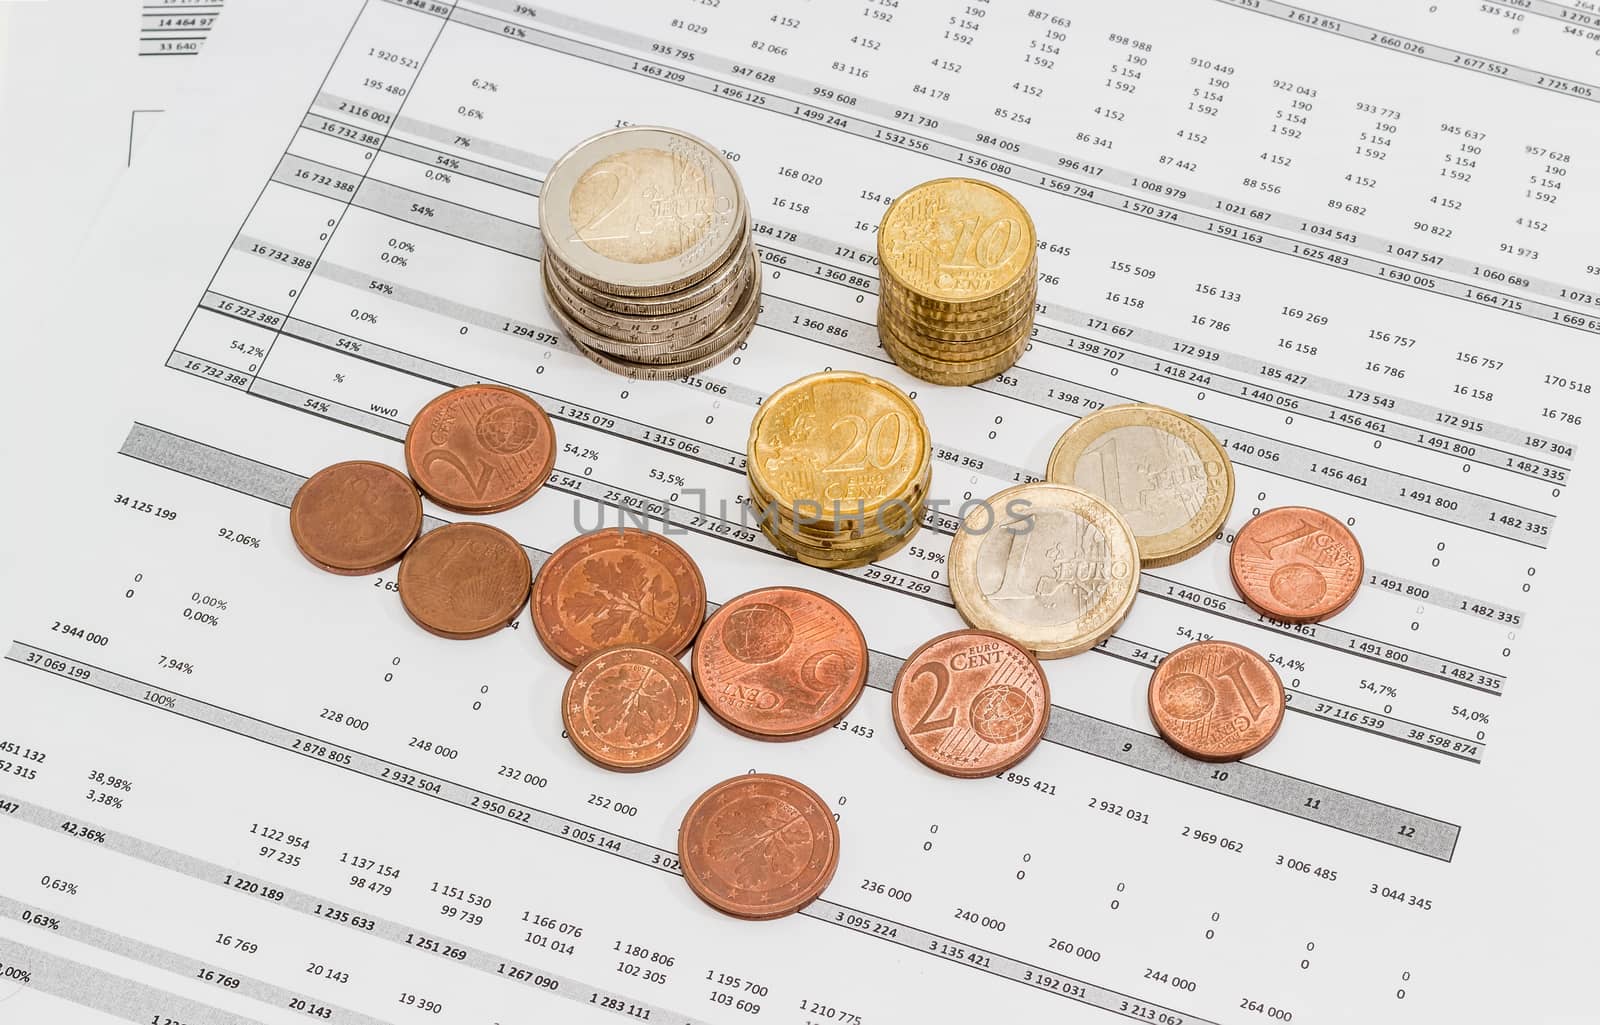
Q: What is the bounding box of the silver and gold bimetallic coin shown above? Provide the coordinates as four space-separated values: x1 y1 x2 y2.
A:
539 127 761 379
876 178 1038 387
948 482 1139 659
746 371 932 568
1046 404 1234 568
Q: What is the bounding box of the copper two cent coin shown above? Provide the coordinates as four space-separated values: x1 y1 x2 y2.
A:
692 587 868 741
397 522 532 639
892 630 1051 778
531 529 707 668
562 646 698 772
290 461 422 575
679 773 840 920
404 384 556 514
1230 506 1363 623
1148 640 1285 762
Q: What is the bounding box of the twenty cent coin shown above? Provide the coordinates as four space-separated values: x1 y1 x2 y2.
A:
1230 507 1363 623
1148 640 1285 761
404 384 555 514
947 482 1139 659
290 461 422 575
531 529 707 668
562 646 698 772
397 522 532 640
679 773 840 920
692 587 868 740
892 630 1051 778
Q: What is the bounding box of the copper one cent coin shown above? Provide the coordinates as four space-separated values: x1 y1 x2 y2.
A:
892 630 1051 778
1148 640 1285 762
290 461 422 575
531 529 706 668
397 522 532 639
404 384 556 514
692 587 868 741
562 646 698 772
679 773 840 920
1230 506 1363 623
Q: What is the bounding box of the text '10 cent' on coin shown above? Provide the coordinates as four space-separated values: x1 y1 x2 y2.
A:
692 587 868 740
396 522 532 640
893 630 1051 778
404 384 556 515
948 482 1139 659
1148 640 1285 762
531 529 707 668
1230 507 1363 624
679 774 840 920
290 461 422 575
562 646 698 772
1046 404 1234 568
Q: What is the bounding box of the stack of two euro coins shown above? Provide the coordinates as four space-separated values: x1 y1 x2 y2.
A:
539 127 760 380
746 371 931 568
877 178 1037 386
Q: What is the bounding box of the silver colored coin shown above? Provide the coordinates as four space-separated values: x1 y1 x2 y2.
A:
548 215 753 316
545 247 755 350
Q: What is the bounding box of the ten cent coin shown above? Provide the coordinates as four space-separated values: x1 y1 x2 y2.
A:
562 646 698 772
692 587 868 741
679 773 840 920
404 384 556 514
892 630 1051 778
396 522 532 640
1148 640 1285 762
290 461 422 575
1230 507 1363 623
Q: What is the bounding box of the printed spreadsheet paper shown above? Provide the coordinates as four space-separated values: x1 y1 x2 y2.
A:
1 0 1597 1021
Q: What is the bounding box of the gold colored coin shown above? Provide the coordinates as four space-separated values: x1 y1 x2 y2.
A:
1046 404 1234 568
878 178 1036 308
948 482 1139 659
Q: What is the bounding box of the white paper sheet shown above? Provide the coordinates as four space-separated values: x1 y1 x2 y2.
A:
1 0 1597 1021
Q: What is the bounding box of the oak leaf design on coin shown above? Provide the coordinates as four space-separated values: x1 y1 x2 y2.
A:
560 553 677 647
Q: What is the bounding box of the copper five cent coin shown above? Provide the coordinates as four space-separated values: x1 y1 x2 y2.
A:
1148 640 1285 762
692 587 868 741
404 384 556 514
1230 506 1363 624
679 774 840 920
531 529 706 668
397 522 532 639
290 461 422 575
562 646 698 772
892 630 1051 778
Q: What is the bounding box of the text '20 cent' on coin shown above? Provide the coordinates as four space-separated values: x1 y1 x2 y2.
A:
397 522 532 640
1046 404 1234 568
562 646 697 772
290 461 422 575
679 774 840 920
947 482 1139 659
893 630 1051 778
404 384 556 515
1230 507 1363 624
692 587 868 741
531 528 707 668
1148 640 1285 762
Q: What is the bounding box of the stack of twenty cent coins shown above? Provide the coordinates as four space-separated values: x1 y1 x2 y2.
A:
539 126 760 380
876 177 1037 386
745 371 931 568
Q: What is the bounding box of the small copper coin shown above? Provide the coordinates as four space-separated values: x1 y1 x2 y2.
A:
692 587 868 741
562 646 698 772
397 522 531 639
1148 640 1285 762
290 461 422 575
679 774 840 920
531 529 706 668
1230 506 1363 623
892 630 1051 778
404 384 556 514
